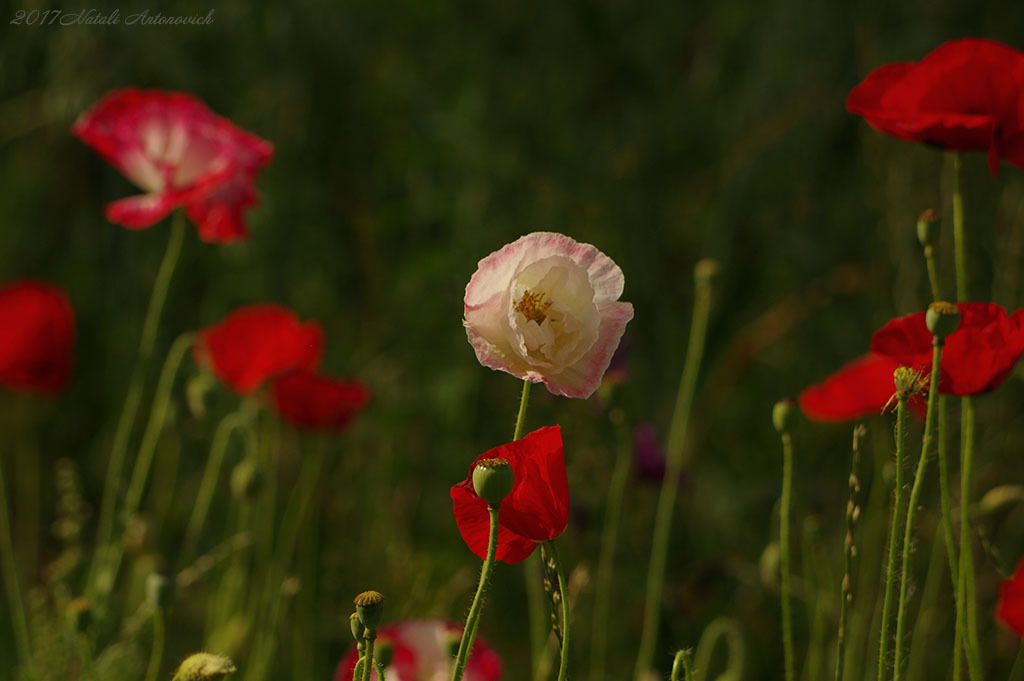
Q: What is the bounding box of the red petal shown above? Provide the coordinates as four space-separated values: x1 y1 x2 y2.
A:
0 280 75 394
451 479 538 564
798 354 902 423
105 193 176 229
998 559 1024 638
270 370 370 431
195 304 323 395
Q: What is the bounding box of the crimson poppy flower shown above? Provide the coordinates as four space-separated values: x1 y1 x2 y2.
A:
870 303 1024 395
72 88 273 242
997 559 1024 637
194 304 323 395
334 619 502 681
0 280 75 394
451 425 569 564
270 370 370 431
847 38 1024 174
798 354 908 422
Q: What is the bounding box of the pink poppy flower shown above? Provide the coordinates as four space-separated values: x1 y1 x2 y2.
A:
463 232 634 399
847 38 1024 174
72 88 273 242
0 280 75 394
335 619 502 681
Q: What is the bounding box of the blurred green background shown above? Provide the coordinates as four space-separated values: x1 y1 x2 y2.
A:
4 0 1024 679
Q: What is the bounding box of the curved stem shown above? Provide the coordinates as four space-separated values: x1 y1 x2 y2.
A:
513 379 532 441
634 272 714 680
590 414 632 681
952 153 967 302
671 650 695 681
143 609 165 681
90 210 186 594
878 398 907 681
894 343 942 680
452 507 500 681
924 246 942 303
780 432 795 681
958 396 982 681
180 411 245 567
0 455 34 676
546 540 571 681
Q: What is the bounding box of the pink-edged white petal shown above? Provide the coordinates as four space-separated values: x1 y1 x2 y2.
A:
105 193 176 229
540 300 634 398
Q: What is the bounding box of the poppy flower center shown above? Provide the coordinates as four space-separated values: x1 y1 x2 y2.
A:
514 289 552 324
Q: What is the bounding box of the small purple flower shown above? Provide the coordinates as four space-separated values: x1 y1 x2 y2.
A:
632 423 688 490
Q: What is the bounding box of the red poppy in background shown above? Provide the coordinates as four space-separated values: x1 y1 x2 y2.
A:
334 619 502 681
270 370 370 431
847 38 1024 174
0 280 75 395
72 88 273 242
798 354 907 422
451 425 569 564
997 559 1024 638
870 303 1024 396
194 304 323 395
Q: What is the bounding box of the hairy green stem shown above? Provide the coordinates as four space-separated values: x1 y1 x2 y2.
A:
546 540 571 681
590 413 632 681
952 153 967 302
924 246 942 303
671 650 695 681
835 426 864 681
780 432 796 681
0 455 34 676
634 269 714 680
143 609 165 681
958 396 982 681
89 210 186 595
878 397 907 681
893 343 942 680
905 525 948 681
452 507 500 681
361 635 377 681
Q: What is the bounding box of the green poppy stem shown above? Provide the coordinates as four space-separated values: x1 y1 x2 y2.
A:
545 540 571 681
780 431 796 681
957 396 983 681
452 506 500 681
878 397 907 681
834 425 864 681
0 454 34 677
893 342 942 680
671 650 696 681
634 264 714 681
952 153 967 302
89 209 186 596
143 608 166 681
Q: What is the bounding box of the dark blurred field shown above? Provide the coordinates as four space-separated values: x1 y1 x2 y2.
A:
4 1 1024 679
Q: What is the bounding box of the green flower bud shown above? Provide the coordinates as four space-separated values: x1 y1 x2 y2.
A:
354 590 384 632
772 399 796 435
186 373 215 420
694 258 721 287
349 612 365 646
375 637 394 668
472 458 514 507
66 597 93 633
926 302 961 341
230 459 264 502
172 653 237 681
917 209 940 248
146 572 176 610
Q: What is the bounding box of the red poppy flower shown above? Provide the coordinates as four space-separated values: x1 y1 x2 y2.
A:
451 425 569 564
270 370 370 431
798 354 907 422
72 88 273 242
870 303 1024 396
847 38 1024 174
997 559 1024 637
194 304 323 395
334 619 502 681
0 280 75 394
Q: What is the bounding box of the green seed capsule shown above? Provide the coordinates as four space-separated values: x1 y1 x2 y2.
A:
772 399 796 435
472 458 514 507
354 590 384 631
917 209 940 248
172 653 237 681
926 302 961 340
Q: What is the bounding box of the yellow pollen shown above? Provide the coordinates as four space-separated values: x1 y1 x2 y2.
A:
514 289 552 323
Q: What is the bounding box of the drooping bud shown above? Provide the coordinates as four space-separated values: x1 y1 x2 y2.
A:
349 613 366 652
375 637 394 668
926 302 961 341
171 653 237 681
694 258 721 287
66 597 93 633
230 459 264 502
354 590 384 632
893 367 926 400
917 209 941 248
146 572 176 610
772 399 796 435
472 458 514 507
186 372 215 420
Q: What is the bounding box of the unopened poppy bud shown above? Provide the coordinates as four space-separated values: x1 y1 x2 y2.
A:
772 399 796 435
472 458 514 507
171 652 237 681
893 367 926 400
354 590 384 632
66 597 93 633
917 209 941 248
375 638 394 668
926 302 961 340
146 572 176 610
230 459 264 502
186 373 215 419
349 612 365 645
694 258 721 287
